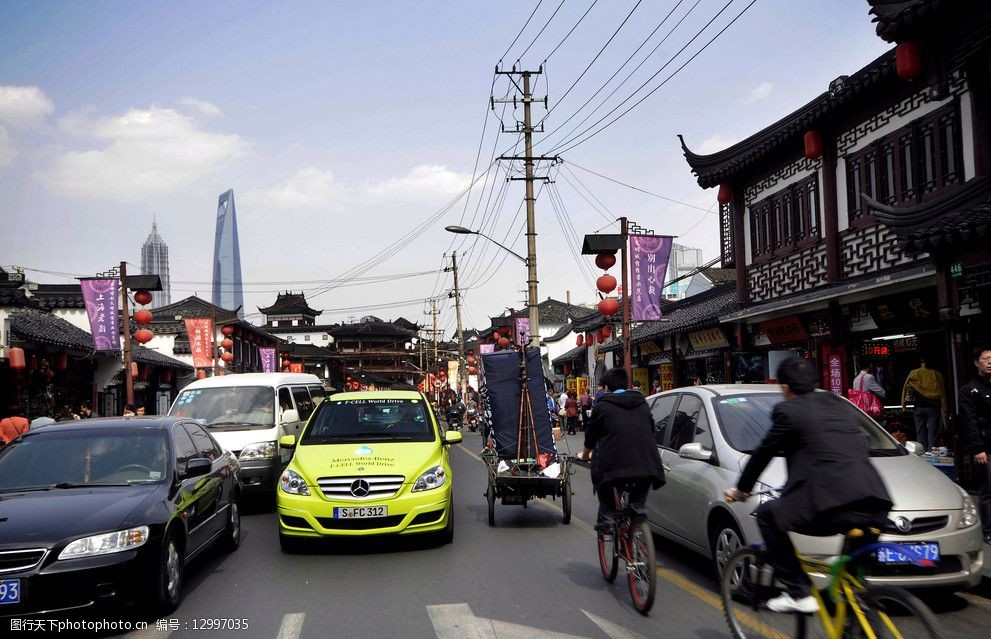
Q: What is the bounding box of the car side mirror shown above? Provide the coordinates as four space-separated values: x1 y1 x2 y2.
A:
444 431 463 446
279 434 297 448
903 440 925 456
182 457 212 480
678 442 713 462
281 409 300 425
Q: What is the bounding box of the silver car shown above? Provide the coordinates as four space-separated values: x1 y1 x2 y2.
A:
644 384 984 590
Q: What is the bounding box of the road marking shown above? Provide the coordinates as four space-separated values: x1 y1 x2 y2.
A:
581 610 648 639
427 603 588 639
276 612 305 639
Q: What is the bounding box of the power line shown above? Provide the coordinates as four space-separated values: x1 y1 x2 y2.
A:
542 0 599 62
565 159 712 212
516 0 566 63
500 0 545 63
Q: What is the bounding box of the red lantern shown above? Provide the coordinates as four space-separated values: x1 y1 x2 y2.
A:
803 130 823 160
8 347 25 370
717 182 733 204
467 356 476 365
133 290 153 305
596 274 617 294
133 328 154 344
54 352 68 371
221 338 234 349
468 366 477 375
498 337 511 347
29 355 38 370
598 330 606 344
161 369 172 383
222 325 235 336
594 252 616 270
130 362 139 378
586 332 594 346
197 369 207 379
221 352 234 363
896 41 921 81
601 323 613 337
134 309 153 325
598 297 619 316
576 334 584 347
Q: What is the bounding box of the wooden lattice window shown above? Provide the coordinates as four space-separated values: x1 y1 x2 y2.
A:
750 175 820 261
719 202 734 268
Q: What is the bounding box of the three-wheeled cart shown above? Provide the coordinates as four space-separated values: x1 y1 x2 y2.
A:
478 346 573 526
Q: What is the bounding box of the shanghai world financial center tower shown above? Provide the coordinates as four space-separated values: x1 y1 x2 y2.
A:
212 189 244 317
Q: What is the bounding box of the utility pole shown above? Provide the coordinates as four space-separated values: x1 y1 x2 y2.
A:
494 65 557 351
119 261 135 406
446 253 466 400
620 217 632 386
430 298 439 365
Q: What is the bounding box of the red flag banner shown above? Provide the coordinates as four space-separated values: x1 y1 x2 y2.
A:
289 363 304 373
184 318 214 369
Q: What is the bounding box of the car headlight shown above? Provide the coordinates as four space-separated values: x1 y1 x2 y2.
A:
958 485 978 529
240 441 277 460
280 469 310 495
58 526 149 560
412 465 447 492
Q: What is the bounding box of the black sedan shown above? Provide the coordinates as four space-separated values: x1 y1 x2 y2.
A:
0 417 241 617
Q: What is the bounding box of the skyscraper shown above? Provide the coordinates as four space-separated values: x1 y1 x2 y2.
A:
212 189 244 317
140 221 171 308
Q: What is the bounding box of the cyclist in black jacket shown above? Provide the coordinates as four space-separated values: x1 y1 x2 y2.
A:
959 346 991 545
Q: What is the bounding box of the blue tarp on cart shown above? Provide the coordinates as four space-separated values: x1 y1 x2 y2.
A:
481 348 555 460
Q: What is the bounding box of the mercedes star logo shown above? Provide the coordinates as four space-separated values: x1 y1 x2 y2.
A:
893 516 912 533
350 479 371 498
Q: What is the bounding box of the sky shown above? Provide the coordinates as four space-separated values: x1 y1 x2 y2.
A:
0 1 892 337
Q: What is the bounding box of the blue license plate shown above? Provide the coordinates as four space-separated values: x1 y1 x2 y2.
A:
0 579 20 604
875 542 940 565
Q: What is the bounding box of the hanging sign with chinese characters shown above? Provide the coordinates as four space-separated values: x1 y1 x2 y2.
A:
758 316 809 345
869 290 937 330
80 278 121 351
688 327 729 351
515 317 530 346
184 318 214 369
259 348 277 373
629 235 673 321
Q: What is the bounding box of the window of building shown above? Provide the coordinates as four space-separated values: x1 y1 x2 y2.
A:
749 174 820 261
304 335 310 341
846 102 963 223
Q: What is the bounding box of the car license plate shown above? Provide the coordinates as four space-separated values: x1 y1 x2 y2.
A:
333 506 387 519
0 579 20 605
875 542 940 564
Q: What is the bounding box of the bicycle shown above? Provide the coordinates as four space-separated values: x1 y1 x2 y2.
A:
720 494 942 638
595 481 657 615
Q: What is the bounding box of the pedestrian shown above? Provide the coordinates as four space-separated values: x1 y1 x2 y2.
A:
546 384 559 428
55 405 79 421
593 383 607 404
631 380 643 393
652 379 662 395
136 406 146 416
850 363 886 419
959 346 991 546
78 400 96 418
1 405 30 446
691 376 703 386
30 412 56 429
579 388 593 430
852 363 886 402
122 404 137 417
558 387 569 415
565 392 580 435
901 357 948 451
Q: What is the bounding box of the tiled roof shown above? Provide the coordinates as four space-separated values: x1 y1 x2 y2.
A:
680 50 896 189
489 298 589 326
552 345 587 365
30 285 86 309
281 343 336 358
570 308 614 333
699 268 736 284
868 0 946 41
865 177 991 252
330 321 416 339
0 286 34 308
543 322 575 344
258 292 321 317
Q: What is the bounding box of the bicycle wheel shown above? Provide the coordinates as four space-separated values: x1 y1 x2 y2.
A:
597 521 618 583
626 522 657 615
849 585 942 639
720 547 810 639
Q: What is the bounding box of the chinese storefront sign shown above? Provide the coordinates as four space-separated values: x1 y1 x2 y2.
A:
566 377 578 395
184 318 214 369
632 367 649 391
758 316 808 345
576 376 589 397
629 235 673 321
869 290 937 329
259 348 276 372
828 354 843 395
660 363 675 391
688 327 729 351
80 278 120 351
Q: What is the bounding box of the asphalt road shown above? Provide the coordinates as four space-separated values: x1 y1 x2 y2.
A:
91 430 991 638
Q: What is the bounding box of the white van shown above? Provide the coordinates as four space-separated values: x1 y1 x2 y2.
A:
169 373 326 496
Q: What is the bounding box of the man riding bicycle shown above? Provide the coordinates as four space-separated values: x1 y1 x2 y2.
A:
724 356 893 614
579 368 664 531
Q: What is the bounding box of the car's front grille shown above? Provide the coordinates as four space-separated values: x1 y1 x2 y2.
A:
869 555 963 577
316 515 405 530
0 548 46 574
316 475 404 500
883 515 950 535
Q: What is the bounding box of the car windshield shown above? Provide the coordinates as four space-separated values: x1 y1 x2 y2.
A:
714 391 904 455
0 430 170 491
171 386 275 427
302 398 435 443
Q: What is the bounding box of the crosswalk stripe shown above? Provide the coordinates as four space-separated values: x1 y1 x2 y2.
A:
427 603 495 639
277 612 305 639
581 610 647 639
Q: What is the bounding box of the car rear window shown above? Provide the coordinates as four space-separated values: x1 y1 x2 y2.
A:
302 398 435 444
714 392 905 455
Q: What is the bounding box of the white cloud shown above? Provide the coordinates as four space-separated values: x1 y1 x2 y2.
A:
743 81 773 105
177 97 223 117
38 106 248 201
360 164 472 204
0 126 16 167
0 85 54 128
242 167 350 209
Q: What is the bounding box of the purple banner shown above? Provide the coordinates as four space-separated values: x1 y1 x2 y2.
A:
515 317 530 345
630 235 673 321
260 348 276 373
80 278 120 350
479 344 495 354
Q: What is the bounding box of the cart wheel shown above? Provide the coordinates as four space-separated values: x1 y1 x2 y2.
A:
486 483 495 526
561 476 572 525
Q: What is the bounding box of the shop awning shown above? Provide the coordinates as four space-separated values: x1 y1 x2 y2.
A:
719 263 935 324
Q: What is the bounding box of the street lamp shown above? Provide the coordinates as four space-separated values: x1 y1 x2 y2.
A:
444 225 539 348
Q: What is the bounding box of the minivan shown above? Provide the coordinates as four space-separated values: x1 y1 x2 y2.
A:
169 373 326 496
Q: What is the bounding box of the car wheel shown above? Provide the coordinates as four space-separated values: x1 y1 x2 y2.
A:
148 528 183 615
711 519 744 580
219 494 241 553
